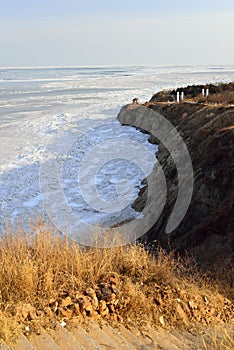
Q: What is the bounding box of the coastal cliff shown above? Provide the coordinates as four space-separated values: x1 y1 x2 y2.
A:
117 100 234 265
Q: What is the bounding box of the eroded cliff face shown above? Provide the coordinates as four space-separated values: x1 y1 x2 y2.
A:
117 102 234 263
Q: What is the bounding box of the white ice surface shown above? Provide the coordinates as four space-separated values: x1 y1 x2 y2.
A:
0 105 157 230
1 65 234 231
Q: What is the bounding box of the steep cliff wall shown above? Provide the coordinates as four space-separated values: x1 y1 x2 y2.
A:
117 102 234 263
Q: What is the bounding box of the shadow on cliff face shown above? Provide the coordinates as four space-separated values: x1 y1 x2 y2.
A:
149 104 233 260
117 101 234 278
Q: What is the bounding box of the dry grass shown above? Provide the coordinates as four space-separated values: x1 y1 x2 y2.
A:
172 82 234 105
0 221 233 343
194 91 234 105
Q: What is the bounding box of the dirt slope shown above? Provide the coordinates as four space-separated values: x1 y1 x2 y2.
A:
117 101 234 266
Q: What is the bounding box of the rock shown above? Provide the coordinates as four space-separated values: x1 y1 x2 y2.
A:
99 285 116 303
117 315 123 322
98 300 109 317
132 185 147 212
85 287 96 298
100 308 109 317
58 296 72 308
108 304 115 313
159 315 165 325
176 304 189 326
188 300 198 310
85 288 99 310
149 134 158 144
77 295 93 313
109 314 118 321
44 306 55 319
69 303 81 316
90 311 100 320
58 308 73 318
15 304 37 321
99 300 107 312
49 299 58 313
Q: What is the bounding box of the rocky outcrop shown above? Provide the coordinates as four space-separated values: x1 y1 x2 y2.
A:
117 101 234 264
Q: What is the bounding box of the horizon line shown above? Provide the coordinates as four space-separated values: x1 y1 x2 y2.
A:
1 64 234 70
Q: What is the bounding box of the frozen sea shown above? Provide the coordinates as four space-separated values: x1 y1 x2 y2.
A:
1 65 234 236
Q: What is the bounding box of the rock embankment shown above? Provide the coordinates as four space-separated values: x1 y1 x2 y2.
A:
117 101 234 264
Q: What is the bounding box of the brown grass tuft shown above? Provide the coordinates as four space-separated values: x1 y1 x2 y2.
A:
0 221 233 343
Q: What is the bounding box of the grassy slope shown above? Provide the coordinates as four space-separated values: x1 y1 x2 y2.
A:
0 221 233 347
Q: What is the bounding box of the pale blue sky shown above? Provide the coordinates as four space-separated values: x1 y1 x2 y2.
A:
0 0 234 66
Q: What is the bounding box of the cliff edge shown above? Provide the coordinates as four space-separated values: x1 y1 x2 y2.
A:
117 100 234 265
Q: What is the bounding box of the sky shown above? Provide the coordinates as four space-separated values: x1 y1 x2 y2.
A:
0 0 234 67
